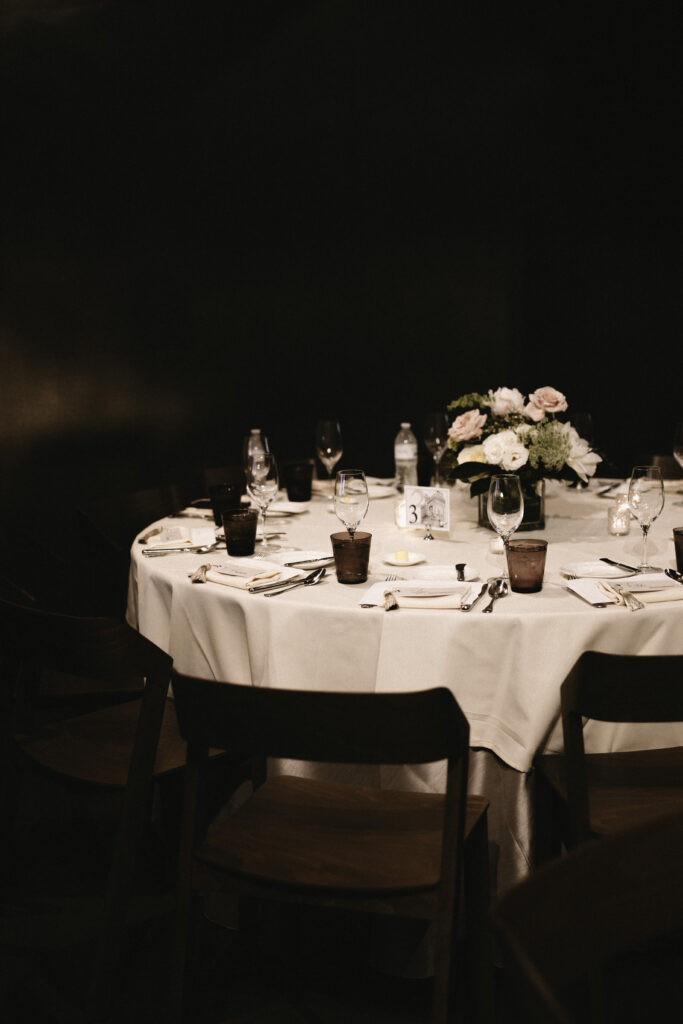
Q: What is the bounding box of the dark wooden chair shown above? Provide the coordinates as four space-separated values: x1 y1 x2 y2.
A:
493 811 683 1023
639 454 683 479
76 484 193 615
170 673 493 1024
534 652 683 857
0 598 232 1019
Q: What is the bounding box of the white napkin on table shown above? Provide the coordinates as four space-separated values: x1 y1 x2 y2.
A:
204 560 299 590
144 526 216 548
597 573 683 606
361 582 471 610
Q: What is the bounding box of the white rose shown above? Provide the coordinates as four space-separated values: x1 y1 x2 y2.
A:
561 423 601 481
483 429 530 471
487 387 526 417
457 444 487 465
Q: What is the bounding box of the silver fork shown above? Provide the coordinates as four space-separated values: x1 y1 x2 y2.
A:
612 583 645 611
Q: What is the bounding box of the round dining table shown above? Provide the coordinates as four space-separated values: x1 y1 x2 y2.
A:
127 476 683 893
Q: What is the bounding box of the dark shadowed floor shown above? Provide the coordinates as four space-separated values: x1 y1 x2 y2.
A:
3 760 683 1023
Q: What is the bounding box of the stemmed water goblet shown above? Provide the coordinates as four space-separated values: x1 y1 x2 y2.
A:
246 452 280 553
423 411 450 485
334 469 369 540
627 465 665 572
315 420 343 494
487 474 524 575
673 422 683 505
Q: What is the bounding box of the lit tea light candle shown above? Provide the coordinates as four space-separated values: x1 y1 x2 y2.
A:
607 504 631 535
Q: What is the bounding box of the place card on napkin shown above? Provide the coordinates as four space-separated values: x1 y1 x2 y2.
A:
566 579 619 606
360 582 471 609
144 526 216 548
204 559 299 590
599 574 683 606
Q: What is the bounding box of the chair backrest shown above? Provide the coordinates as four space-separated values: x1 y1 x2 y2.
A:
171 673 469 768
171 673 471 896
78 484 191 555
1 595 172 754
639 454 683 479
560 652 683 845
493 811 683 1024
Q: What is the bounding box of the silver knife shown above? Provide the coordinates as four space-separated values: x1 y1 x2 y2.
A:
600 557 663 574
461 581 488 612
599 557 639 573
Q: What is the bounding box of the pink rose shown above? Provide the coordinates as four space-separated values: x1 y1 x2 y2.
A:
527 386 568 415
449 409 487 443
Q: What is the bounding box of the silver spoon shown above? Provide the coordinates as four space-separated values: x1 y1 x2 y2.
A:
262 566 327 597
482 578 509 613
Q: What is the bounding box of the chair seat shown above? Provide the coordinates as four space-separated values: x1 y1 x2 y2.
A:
196 774 488 892
18 697 191 787
536 746 683 836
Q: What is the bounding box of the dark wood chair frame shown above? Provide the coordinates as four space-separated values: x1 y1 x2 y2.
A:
535 651 683 855
494 810 683 1023
171 673 493 1024
1 598 176 1019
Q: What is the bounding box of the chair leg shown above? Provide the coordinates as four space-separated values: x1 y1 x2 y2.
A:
464 812 494 1024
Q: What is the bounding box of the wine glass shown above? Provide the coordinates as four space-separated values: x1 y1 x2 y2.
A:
315 420 343 492
246 452 280 553
627 465 665 572
487 474 524 573
423 411 450 484
334 469 369 540
673 422 683 505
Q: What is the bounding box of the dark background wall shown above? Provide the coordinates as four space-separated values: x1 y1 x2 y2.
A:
2 1 681 510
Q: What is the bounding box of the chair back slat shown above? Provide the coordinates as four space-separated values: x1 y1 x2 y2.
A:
562 652 683 723
171 673 468 766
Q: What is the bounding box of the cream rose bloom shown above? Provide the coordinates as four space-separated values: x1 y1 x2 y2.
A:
487 387 525 417
527 386 568 415
449 409 487 442
456 444 487 465
560 423 601 481
482 429 529 472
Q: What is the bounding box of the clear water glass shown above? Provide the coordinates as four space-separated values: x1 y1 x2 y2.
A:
334 469 369 539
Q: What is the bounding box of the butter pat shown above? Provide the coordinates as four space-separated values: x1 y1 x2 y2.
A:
395 550 410 562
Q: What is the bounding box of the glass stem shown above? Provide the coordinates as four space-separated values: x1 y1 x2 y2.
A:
262 507 268 539
639 524 650 570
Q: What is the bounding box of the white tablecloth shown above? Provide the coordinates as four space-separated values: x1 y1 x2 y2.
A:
127 479 683 890
128 479 683 772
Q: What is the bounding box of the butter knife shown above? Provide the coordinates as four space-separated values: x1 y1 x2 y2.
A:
461 582 487 612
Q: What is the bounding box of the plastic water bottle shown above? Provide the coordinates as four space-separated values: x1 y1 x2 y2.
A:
243 428 269 468
394 422 418 491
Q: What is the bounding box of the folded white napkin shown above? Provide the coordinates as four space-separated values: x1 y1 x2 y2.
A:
204 559 300 590
361 582 471 609
594 572 683 606
144 526 217 548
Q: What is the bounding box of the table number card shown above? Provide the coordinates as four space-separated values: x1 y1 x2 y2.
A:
403 486 450 532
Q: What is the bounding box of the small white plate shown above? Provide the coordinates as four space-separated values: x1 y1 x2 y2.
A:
267 501 311 515
383 552 426 567
560 561 635 579
412 564 479 582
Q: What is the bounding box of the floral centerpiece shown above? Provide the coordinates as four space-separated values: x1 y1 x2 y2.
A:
441 386 602 529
